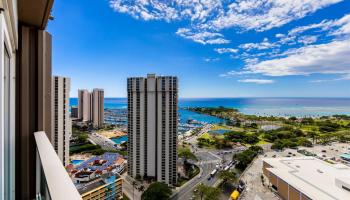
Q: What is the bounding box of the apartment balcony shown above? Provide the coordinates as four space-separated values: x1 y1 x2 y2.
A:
34 131 82 200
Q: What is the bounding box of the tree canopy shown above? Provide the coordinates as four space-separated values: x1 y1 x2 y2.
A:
141 182 172 200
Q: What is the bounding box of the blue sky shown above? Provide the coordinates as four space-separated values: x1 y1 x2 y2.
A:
49 0 350 98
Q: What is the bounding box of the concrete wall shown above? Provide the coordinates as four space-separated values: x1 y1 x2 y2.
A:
264 166 312 200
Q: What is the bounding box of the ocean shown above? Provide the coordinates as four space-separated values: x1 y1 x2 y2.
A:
70 97 350 118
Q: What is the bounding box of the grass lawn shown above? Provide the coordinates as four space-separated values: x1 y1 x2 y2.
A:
212 124 244 132
200 132 224 141
257 140 269 145
200 132 212 140
300 125 319 132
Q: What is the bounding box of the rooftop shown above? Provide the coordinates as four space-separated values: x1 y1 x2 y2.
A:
263 157 350 200
76 152 121 171
77 179 106 194
77 174 120 195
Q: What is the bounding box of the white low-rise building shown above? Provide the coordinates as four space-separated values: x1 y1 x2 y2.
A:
263 157 350 200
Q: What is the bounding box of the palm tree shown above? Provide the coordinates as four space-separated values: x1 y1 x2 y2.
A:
141 182 172 200
307 131 318 144
219 170 236 189
138 185 145 197
194 184 220 200
132 181 137 200
195 184 207 200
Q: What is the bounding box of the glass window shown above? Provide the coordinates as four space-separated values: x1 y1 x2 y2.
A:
4 45 11 199
3 45 14 199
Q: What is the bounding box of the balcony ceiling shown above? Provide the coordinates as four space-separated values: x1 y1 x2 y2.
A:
18 0 54 29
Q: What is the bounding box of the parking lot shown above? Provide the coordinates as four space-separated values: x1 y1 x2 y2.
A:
240 142 350 200
301 142 350 162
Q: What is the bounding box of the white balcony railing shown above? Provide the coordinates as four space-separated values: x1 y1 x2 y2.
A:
34 131 82 200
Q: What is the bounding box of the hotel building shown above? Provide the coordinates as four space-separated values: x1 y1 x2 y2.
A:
78 89 91 122
77 88 104 128
0 0 82 199
127 74 178 185
263 157 350 200
52 76 71 166
92 88 104 128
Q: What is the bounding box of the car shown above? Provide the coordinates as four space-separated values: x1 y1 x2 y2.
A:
194 189 198 192
322 150 327 153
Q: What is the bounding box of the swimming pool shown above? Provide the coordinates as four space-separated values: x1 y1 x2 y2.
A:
112 136 128 144
71 159 84 165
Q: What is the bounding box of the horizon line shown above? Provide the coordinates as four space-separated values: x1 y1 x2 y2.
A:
69 96 350 99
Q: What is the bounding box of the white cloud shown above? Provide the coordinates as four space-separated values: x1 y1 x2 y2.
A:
275 33 285 38
237 14 350 61
175 28 230 44
238 79 275 84
310 74 350 83
298 35 318 45
219 70 253 77
109 0 343 43
214 48 238 54
208 0 343 31
330 14 350 36
204 57 220 62
206 38 231 45
288 13 350 37
239 38 279 51
243 39 350 76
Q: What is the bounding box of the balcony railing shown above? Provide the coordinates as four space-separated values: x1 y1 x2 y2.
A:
34 131 82 200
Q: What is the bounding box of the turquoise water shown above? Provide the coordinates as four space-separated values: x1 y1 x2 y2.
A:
179 109 224 124
208 129 231 135
71 159 84 165
70 97 350 117
112 136 128 144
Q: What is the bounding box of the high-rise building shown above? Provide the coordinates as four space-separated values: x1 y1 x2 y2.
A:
52 76 71 166
78 89 91 122
78 88 104 128
127 74 178 185
71 106 79 118
92 89 104 128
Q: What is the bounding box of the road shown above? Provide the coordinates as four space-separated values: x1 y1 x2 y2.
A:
88 132 117 151
172 123 240 200
171 150 221 200
122 178 142 200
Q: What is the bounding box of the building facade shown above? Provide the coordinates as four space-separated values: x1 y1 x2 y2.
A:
52 76 71 166
92 88 104 128
127 74 178 185
78 88 104 128
263 157 350 200
78 89 91 122
71 106 79 118
80 175 122 200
